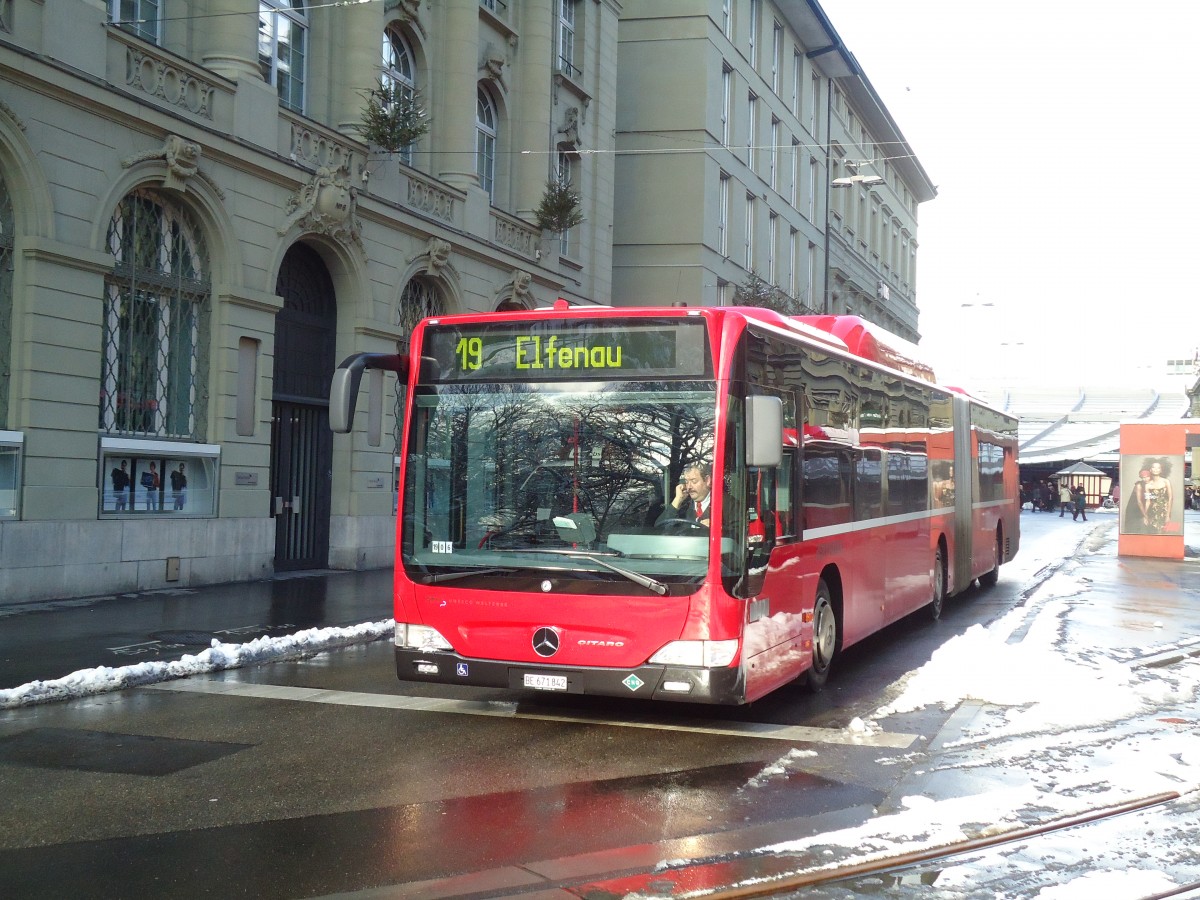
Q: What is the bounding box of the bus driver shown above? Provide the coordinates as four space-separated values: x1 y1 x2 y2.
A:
657 462 712 527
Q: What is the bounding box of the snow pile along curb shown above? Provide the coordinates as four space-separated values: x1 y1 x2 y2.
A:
0 619 395 709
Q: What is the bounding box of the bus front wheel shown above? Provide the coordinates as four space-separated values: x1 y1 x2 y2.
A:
807 578 839 690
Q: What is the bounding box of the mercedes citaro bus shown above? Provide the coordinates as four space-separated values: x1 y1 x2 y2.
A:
329 303 1019 704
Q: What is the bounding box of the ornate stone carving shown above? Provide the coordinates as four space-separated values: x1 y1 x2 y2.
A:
495 269 534 310
493 216 538 257
419 237 453 276
289 124 356 174
481 43 507 90
278 166 363 252
122 134 221 195
556 106 581 148
125 47 216 120
405 176 456 223
0 99 25 130
385 0 424 35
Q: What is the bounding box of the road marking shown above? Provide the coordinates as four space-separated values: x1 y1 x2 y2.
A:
143 679 918 748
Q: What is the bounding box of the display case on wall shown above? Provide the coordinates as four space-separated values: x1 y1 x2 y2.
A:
99 438 220 517
0 431 22 519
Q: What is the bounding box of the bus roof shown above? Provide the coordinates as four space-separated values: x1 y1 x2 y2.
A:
794 315 937 384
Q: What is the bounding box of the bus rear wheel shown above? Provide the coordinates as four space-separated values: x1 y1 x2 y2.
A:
979 532 1002 588
807 578 839 690
929 546 945 621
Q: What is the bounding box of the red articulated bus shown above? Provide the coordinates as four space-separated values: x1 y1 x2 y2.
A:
330 303 1019 705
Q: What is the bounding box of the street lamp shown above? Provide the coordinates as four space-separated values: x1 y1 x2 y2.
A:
832 174 883 188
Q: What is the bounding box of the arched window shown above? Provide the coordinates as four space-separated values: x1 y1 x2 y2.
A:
100 189 210 439
0 171 12 428
382 24 418 166
476 87 497 200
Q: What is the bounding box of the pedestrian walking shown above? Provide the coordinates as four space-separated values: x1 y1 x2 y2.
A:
1059 482 1072 517
1072 484 1087 521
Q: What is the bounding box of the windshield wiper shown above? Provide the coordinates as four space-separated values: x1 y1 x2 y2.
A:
458 549 669 595
421 567 516 584
580 553 668 596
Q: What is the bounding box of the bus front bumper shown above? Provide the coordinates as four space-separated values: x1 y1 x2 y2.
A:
395 648 747 705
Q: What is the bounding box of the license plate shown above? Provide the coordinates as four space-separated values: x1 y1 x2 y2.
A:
523 673 568 691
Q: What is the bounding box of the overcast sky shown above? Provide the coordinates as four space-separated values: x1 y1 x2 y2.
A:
818 0 1200 391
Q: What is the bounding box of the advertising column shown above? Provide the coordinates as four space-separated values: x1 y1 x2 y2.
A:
1118 423 1187 559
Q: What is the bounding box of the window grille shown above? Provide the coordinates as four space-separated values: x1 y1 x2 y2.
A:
0 172 12 428
100 189 210 440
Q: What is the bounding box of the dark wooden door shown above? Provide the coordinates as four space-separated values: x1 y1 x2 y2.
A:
271 244 336 571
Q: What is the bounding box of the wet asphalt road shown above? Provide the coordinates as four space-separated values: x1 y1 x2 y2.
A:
0 516 1110 898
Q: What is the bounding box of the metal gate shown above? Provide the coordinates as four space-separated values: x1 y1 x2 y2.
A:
270 244 336 572
270 401 332 570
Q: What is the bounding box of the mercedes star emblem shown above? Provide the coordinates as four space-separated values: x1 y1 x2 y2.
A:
532 627 560 657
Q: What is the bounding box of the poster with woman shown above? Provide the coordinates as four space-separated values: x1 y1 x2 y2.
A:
1119 455 1184 535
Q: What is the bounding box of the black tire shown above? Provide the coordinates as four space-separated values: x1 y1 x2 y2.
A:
807 578 839 690
929 546 945 620
978 533 1001 588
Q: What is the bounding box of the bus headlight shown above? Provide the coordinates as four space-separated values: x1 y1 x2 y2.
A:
648 639 739 668
396 623 453 651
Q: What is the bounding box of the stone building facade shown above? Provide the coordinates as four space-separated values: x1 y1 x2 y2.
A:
0 0 620 603
612 0 934 342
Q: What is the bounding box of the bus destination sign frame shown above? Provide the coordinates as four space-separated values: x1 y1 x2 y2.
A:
421 318 712 382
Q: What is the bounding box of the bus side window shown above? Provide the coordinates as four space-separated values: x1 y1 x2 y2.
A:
854 448 883 520
803 444 853 529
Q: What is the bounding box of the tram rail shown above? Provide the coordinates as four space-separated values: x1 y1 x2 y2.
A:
565 790 1189 900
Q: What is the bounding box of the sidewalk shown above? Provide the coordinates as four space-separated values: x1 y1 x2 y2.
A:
0 567 394 693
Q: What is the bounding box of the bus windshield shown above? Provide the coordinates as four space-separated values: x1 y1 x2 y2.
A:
401 381 718 586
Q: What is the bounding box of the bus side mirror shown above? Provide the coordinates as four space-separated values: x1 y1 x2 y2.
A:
746 395 783 468
329 353 408 433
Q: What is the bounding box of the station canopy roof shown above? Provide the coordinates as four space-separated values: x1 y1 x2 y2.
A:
963 384 1192 468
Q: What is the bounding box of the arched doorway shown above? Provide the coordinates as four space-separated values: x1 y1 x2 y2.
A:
271 244 336 571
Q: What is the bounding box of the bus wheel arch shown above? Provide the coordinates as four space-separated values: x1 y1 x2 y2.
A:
807 566 842 691
979 525 1003 588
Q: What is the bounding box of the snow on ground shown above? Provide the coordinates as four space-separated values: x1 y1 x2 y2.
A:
740 748 819 790
708 537 1200 897
0 620 394 709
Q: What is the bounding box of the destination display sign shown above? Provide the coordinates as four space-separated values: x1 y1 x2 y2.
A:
421 319 712 382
